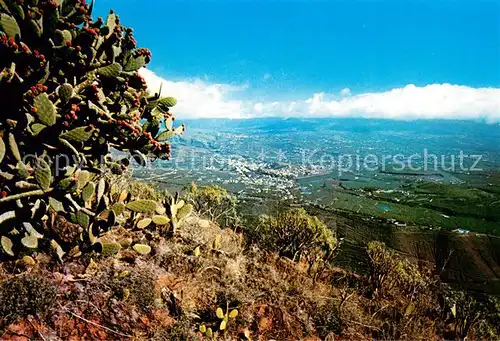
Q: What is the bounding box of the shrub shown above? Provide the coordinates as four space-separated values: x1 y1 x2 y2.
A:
0 274 57 322
366 241 429 299
253 208 337 264
0 0 186 258
109 267 156 312
443 289 500 340
313 301 342 338
187 183 239 227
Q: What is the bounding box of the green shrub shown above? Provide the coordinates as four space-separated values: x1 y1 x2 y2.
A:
366 241 429 299
187 183 239 227
443 289 500 340
0 274 57 322
252 208 337 264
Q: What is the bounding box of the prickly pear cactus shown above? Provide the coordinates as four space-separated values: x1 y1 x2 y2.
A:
165 193 193 234
0 0 186 259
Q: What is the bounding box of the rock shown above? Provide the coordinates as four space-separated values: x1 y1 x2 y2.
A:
198 219 210 228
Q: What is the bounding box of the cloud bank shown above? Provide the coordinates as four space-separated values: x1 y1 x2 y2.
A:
140 68 500 122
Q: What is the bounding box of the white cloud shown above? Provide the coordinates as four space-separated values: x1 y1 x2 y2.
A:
140 69 500 122
340 88 351 97
263 73 272 80
139 68 246 119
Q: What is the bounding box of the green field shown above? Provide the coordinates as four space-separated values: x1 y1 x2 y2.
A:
298 171 500 236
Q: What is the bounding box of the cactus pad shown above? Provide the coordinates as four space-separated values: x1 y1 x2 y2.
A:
58 83 74 103
155 125 185 142
106 11 117 33
107 209 116 227
49 197 65 212
0 13 20 38
60 126 94 142
136 218 152 229
124 56 146 72
97 63 122 78
216 307 224 319
8 133 21 162
220 319 227 330
126 199 157 213
55 29 72 46
100 242 122 256
23 255 36 265
30 123 47 136
157 97 177 113
165 117 174 130
82 182 95 202
75 211 90 229
51 239 65 262
1 236 14 256
24 222 43 238
111 202 126 215
21 234 38 248
34 158 52 191
33 93 57 126
0 136 5 164
133 243 151 255
77 170 91 190
152 215 170 225
177 204 193 220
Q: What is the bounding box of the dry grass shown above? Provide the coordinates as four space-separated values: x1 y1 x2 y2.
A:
0 211 498 340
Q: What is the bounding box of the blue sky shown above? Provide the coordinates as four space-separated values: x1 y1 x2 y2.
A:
94 0 500 120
